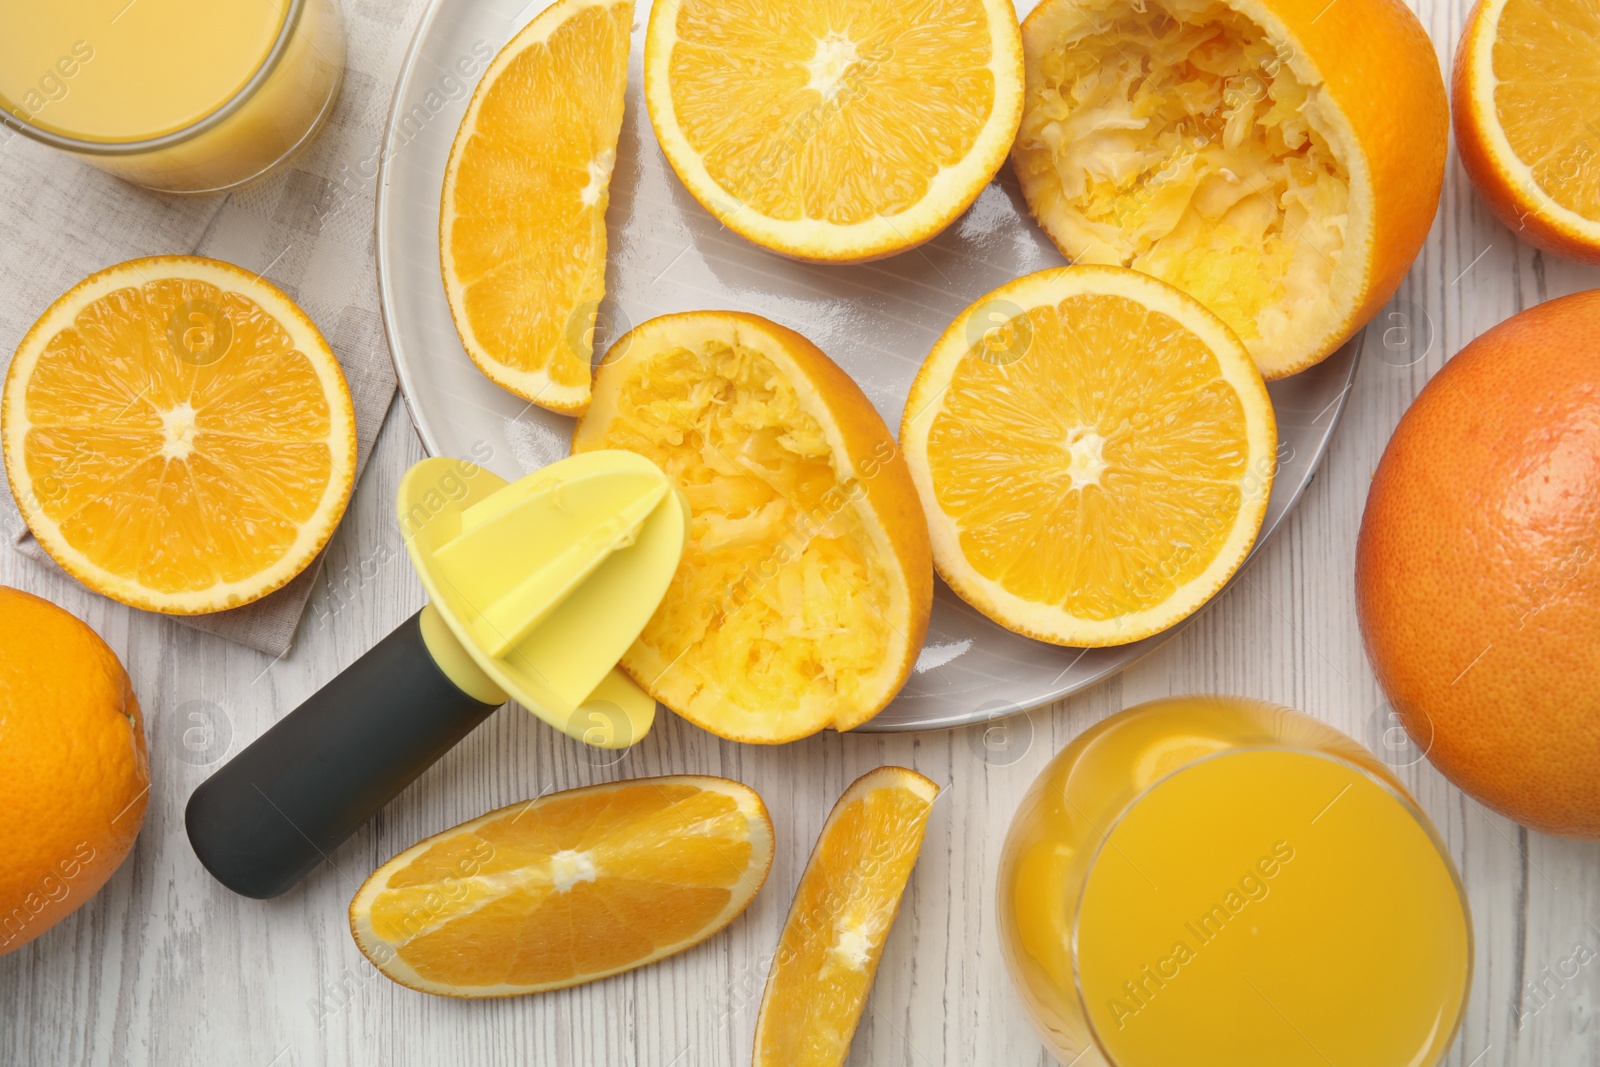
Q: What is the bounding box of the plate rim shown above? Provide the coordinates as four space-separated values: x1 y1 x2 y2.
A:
371 0 1364 734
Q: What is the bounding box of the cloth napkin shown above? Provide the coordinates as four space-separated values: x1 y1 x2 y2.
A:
1 0 432 656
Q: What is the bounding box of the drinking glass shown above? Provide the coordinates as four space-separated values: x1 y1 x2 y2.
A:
0 0 344 194
997 695 1472 1067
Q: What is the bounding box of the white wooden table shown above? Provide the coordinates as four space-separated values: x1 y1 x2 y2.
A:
4 0 1600 1063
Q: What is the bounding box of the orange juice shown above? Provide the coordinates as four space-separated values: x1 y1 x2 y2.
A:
0 0 343 192
998 697 1471 1067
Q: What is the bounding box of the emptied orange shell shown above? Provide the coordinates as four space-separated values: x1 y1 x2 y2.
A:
573 311 933 743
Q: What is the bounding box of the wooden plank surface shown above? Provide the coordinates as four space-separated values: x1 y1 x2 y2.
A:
4 0 1600 1063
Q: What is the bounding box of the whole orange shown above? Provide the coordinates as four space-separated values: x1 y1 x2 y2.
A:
1356 290 1600 837
0 587 148 955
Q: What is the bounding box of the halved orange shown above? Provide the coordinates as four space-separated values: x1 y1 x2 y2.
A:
441 0 633 413
752 767 939 1067
572 311 933 743
349 776 773 998
901 265 1276 646
1012 0 1448 377
1 256 357 614
644 0 1024 262
1454 0 1600 264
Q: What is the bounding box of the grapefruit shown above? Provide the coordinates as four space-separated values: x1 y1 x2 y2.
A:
1356 289 1600 837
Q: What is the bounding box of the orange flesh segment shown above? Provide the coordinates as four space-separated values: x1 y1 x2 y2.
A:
667 0 997 224
445 0 631 397
21 281 336 594
926 293 1249 619
1491 0 1600 219
366 781 763 990
756 769 938 1066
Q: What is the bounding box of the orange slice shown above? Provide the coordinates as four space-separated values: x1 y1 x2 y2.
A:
1454 0 1600 264
643 0 1024 262
752 767 939 1066
901 265 1276 646
349 776 773 998
1012 0 1448 377
1 256 357 615
572 311 933 743
440 0 633 413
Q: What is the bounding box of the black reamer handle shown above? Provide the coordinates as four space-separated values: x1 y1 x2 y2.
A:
185 609 502 899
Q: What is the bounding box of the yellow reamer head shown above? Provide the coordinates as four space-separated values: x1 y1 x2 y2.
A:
396 451 689 748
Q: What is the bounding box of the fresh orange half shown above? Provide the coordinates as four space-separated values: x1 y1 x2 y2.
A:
573 311 932 743
752 767 939 1067
349 776 773 997
1454 0 1600 264
644 0 1024 262
1012 0 1448 377
2 256 357 615
441 0 633 413
901 265 1276 646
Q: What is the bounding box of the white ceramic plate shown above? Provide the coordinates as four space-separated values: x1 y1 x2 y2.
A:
375 0 1360 732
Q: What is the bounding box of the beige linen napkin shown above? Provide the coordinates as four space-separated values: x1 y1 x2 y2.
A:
1 0 430 656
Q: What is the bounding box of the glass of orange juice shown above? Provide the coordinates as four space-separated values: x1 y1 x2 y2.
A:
998 695 1472 1067
0 0 344 194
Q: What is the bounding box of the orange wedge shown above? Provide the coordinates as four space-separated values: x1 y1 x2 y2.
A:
440 0 633 413
644 0 1024 262
753 767 939 1067
901 265 1276 646
1012 0 1448 377
1454 0 1600 264
349 776 773 998
572 311 932 743
1 256 357 614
